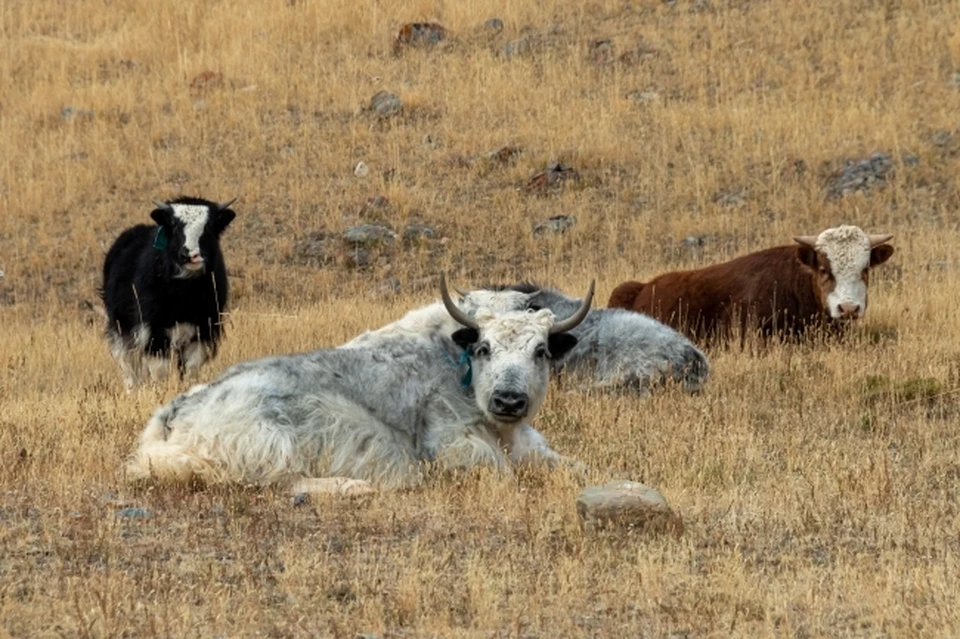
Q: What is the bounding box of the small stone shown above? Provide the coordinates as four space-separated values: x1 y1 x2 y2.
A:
576 480 682 534
932 131 953 147
902 154 919 167
533 215 576 236
485 145 522 165
587 38 615 65
369 91 403 119
354 161 370 177
116 507 153 520
292 493 308 507
403 223 438 243
292 231 337 266
503 36 536 59
60 107 94 121
484 18 504 34
682 235 706 248
0 268 4 279
342 223 396 246
626 90 660 105
360 195 390 216
394 23 448 51
713 190 746 207
826 152 894 198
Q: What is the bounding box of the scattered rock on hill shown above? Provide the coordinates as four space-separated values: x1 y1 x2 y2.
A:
394 22 448 53
293 231 338 266
523 161 581 194
360 195 391 217
342 223 396 247
61 106 95 121
825 152 893 198
403 223 438 244
533 215 576 236
484 18 504 35
503 36 538 59
354 161 370 177
116 506 153 521
577 480 683 534
369 91 403 119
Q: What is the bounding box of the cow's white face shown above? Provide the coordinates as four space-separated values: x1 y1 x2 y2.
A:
796 225 895 320
171 204 210 272
452 308 576 425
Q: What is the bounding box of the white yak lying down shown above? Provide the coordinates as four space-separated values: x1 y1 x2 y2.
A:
126 275 594 496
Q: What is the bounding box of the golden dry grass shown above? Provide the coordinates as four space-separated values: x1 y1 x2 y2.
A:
3 0 960 636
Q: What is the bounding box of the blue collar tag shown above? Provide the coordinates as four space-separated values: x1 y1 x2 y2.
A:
153 226 168 251
445 349 473 389
457 350 473 389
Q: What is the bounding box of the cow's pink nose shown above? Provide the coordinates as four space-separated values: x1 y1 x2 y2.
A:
839 302 860 317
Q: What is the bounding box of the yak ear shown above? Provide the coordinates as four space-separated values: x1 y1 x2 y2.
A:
870 244 894 267
547 333 578 360
451 328 479 350
150 208 172 227
796 245 818 269
213 208 236 233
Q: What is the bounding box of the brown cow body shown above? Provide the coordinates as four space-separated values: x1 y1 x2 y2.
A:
608 226 895 343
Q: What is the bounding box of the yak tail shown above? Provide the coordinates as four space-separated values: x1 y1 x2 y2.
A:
607 281 645 309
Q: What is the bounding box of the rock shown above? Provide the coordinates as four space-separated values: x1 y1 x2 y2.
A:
576 480 682 534
354 161 370 177
292 493 308 507
483 18 504 35
403 223 438 243
293 231 337 266
626 90 660 105
713 190 746 207
60 107 94 121
342 223 396 247
369 90 403 119
902 154 920 167
375 277 402 297
394 22 448 51
116 507 153 520
932 131 953 147
826 152 893 198
344 246 372 270
0 268 4 279
681 235 706 249
503 36 536 59
360 195 390 217
523 161 581 194
587 38 615 65
533 215 576 236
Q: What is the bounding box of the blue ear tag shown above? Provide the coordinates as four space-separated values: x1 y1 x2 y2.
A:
458 350 473 389
153 226 168 250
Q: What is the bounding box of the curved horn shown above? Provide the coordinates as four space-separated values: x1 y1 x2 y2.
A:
867 233 893 247
793 235 818 247
216 196 238 211
151 200 173 212
440 273 479 331
454 287 469 298
549 280 595 334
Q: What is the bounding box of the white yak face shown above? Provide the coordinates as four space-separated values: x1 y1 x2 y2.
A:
170 204 211 274
452 308 577 424
796 225 895 320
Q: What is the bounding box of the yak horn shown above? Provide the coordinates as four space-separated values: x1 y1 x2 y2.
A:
440 273 479 331
216 197 238 211
549 280 595 334
867 233 893 247
793 235 818 247
152 200 173 212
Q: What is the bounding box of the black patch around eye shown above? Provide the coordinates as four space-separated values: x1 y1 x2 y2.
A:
528 304 543 312
451 328 479 350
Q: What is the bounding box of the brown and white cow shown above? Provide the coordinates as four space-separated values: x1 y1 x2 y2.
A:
607 225 895 342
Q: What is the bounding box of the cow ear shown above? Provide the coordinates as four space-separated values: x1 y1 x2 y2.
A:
796 246 818 269
451 328 479 350
213 209 236 234
870 244 894 266
150 208 172 227
547 333 578 360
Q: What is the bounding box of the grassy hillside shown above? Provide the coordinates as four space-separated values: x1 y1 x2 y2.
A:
2 0 960 635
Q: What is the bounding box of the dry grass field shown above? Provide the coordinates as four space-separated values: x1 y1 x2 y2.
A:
3 0 960 636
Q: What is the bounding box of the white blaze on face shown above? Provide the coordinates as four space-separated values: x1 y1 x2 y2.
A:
470 308 556 424
816 225 872 319
171 204 210 263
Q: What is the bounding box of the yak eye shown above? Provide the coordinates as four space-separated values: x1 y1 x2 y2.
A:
474 342 491 357
534 344 548 359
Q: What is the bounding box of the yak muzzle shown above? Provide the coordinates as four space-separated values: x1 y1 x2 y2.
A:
488 390 529 422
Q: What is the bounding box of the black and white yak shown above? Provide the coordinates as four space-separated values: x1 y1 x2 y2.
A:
101 196 237 390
